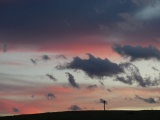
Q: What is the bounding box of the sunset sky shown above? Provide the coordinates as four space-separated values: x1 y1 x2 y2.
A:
1 0 160 116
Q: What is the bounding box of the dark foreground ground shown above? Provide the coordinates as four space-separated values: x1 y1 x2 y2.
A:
0 110 160 120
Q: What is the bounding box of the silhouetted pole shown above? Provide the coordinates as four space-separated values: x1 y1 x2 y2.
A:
104 100 106 111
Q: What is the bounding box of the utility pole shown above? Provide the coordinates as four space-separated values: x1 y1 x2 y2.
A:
100 99 107 111
104 100 106 111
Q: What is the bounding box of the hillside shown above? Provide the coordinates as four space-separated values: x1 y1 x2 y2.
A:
0 110 159 120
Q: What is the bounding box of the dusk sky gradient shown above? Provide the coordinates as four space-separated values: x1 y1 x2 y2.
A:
1 0 160 116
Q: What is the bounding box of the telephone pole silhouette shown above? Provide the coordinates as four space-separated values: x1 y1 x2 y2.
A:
100 99 107 110
103 100 106 111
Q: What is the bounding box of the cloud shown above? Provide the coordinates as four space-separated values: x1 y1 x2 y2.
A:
46 93 56 100
107 89 112 92
115 75 133 85
30 55 50 65
132 0 155 6
115 62 160 87
30 55 51 64
135 95 156 103
98 80 105 87
114 63 140 85
98 24 110 35
41 55 51 61
135 0 160 20
94 7 104 14
65 72 80 89
0 0 114 48
113 44 160 61
99 98 107 104
152 67 159 71
1 0 159 55
55 55 67 59
115 73 153 87
58 54 124 79
68 105 82 111
87 84 97 89
46 74 57 81
12 108 19 113
30 59 37 65
57 54 160 87
117 13 144 32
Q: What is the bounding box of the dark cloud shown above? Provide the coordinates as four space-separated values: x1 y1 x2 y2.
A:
57 54 160 87
115 75 133 85
55 64 66 70
99 80 105 87
113 45 160 61
135 95 156 104
46 74 57 81
87 84 97 89
68 105 82 111
117 12 144 32
31 95 35 98
0 0 159 54
152 67 159 72
0 0 120 43
1 0 151 46
115 62 160 87
114 63 137 85
13 108 19 113
30 59 37 65
99 98 107 104
41 55 51 61
55 55 67 60
107 89 112 92
58 54 124 79
65 72 80 89
0 0 130 33
30 55 50 64
46 93 56 100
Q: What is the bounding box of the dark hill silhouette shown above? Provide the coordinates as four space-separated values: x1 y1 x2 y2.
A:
0 110 160 120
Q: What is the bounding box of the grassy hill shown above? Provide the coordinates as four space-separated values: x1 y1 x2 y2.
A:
0 110 159 120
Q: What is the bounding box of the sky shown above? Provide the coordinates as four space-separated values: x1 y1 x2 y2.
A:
1 0 160 116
